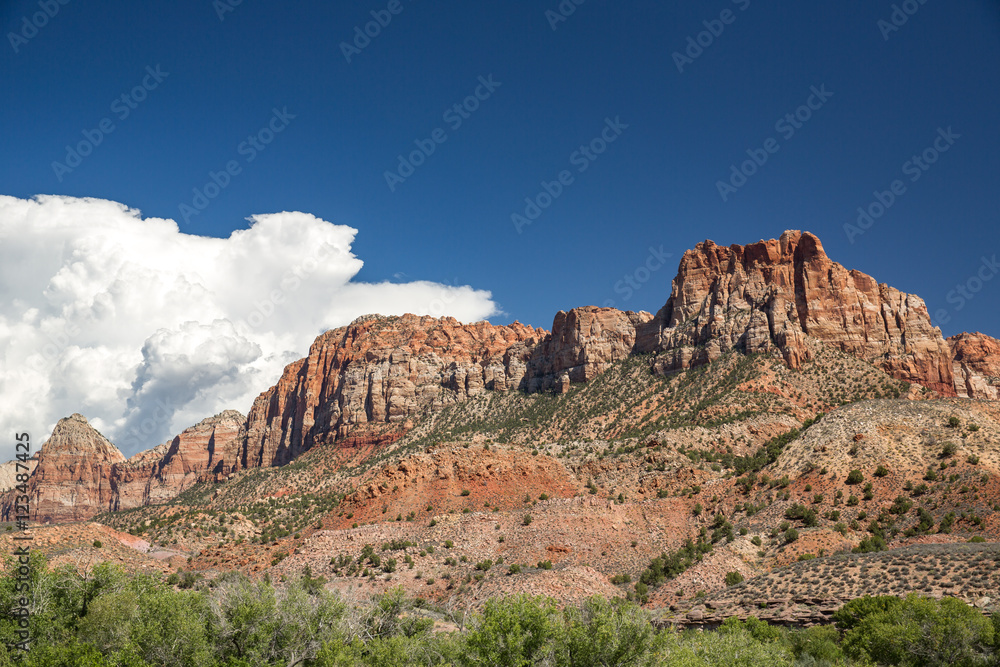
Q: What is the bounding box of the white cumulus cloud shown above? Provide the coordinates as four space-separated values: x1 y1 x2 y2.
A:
0 195 499 459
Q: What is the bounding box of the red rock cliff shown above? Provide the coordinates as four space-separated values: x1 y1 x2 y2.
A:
1 414 125 523
113 410 245 509
653 230 956 395
949 333 1000 400
238 315 547 468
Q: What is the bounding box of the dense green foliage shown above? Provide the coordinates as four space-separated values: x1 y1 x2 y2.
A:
2 558 999 666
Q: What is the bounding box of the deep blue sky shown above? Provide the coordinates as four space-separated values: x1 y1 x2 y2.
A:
4 0 999 337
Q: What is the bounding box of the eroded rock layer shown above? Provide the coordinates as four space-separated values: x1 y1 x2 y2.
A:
652 230 956 395
238 315 547 468
2 414 125 523
950 333 1000 400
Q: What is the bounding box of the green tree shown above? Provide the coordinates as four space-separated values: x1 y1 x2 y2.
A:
463 594 560 666
559 596 665 666
842 594 994 666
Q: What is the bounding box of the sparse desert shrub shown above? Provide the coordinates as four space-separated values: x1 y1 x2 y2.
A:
947 416 961 428
874 465 889 478
724 571 744 586
522 514 532 526
847 469 864 484
941 442 957 458
784 528 799 543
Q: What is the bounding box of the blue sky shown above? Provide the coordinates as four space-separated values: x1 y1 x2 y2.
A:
2 0 1000 453
4 0 999 333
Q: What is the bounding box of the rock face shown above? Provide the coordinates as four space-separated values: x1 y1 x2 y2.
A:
113 410 245 509
525 307 658 392
0 459 37 493
949 333 1000 400
238 315 546 468
2 412 245 522
1 414 126 523
652 230 956 395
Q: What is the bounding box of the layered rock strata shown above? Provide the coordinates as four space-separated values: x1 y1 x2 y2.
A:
949 333 1000 400
651 230 956 394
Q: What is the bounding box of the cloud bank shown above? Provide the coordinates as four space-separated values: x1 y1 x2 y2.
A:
0 195 499 459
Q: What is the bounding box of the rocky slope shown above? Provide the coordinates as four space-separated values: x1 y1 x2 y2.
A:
950 332 1000 400
652 231 956 394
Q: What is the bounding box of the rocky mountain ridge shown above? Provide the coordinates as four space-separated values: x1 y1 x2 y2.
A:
1 411 244 523
6 230 1000 523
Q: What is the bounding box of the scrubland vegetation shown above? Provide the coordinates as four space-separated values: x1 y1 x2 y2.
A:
2 553 999 666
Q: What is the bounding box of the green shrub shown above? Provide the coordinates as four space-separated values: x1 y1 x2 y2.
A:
724 571 744 586
842 594 993 667
464 595 560 667
847 469 864 484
